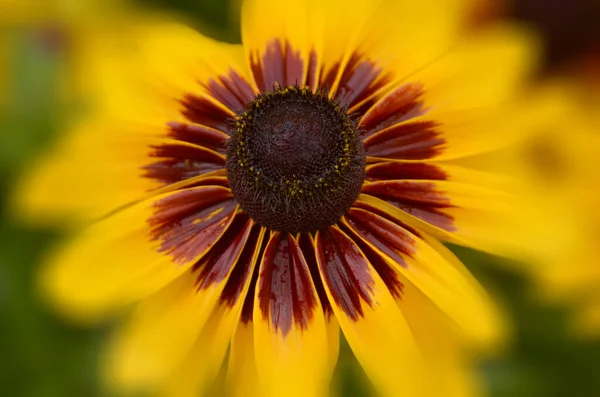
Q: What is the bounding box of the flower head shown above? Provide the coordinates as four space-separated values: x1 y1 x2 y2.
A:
503 70 600 338
14 0 542 395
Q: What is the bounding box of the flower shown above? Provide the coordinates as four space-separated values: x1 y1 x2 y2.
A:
14 0 545 395
509 69 600 337
462 46 600 337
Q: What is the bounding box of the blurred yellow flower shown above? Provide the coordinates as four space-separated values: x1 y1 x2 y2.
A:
13 0 556 396
461 56 600 338
522 72 600 338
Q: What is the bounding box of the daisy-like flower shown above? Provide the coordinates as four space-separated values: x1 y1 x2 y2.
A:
15 0 542 395
506 74 600 337
461 43 600 338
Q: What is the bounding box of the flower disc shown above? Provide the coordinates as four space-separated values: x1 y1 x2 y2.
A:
227 86 366 233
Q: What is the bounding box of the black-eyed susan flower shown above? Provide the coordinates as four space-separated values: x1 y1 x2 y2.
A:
504 73 600 337
459 41 600 338
15 0 546 395
519 98 600 337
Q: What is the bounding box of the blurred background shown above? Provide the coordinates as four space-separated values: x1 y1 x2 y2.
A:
1 0 600 396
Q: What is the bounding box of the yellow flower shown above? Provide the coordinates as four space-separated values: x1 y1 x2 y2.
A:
464 61 600 338
15 0 545 395
515 76 600 337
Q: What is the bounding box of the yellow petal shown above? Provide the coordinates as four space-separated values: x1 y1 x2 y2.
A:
39 186 238 323
358 23 540 165
241 0 383 92
399 274 483 397
316 226 423 397
103 272 207 394
298 234 341 376
325 314 341 375
359 159 556 259
253 232 332 397
424 98 551 161
358 0 478 84
420 232 507 348
158 223 264 397
241 0 482 106
227 322 260 397
77 20 253 121
342 207 504 347
361 91 555 167
418 23 538 113
14 120 162 225
104 217 264 395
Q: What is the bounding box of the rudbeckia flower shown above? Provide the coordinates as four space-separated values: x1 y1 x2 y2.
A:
15 0 543 395
523 103 600 337
509 76 600 337
464 51 600 338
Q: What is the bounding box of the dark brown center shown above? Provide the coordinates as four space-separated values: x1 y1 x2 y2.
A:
226 86 366 233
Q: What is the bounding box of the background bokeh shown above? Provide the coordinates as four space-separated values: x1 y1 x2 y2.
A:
1 0 600 396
